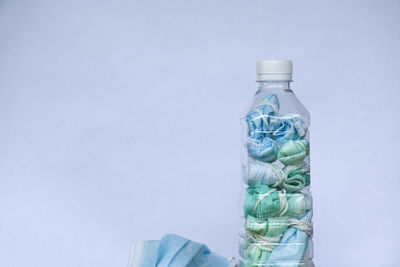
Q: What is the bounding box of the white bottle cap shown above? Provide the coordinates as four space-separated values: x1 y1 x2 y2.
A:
256 60 293 81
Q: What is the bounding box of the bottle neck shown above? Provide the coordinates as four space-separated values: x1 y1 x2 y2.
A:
256 80 292 94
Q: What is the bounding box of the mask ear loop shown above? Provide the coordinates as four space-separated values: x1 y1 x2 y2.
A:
253 188 289 217
272 164 302 189
281 164 308 191
270 164 285 188
288 220 313 236
253 99 279 133
253 189 277 215
246 219 288 253
253 109 270 130
256 240 280 252
278 189 289 216
245 232 282 253
245 219 313 258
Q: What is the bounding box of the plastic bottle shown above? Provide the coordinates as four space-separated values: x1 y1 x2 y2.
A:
240 60 314 267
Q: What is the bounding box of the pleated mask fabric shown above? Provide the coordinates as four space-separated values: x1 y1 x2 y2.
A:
244 185 311 220
278 140 309 165
266 211 313 267
247 161 309 193
127 234 232 267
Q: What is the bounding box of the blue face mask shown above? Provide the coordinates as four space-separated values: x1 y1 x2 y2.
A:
245 94 280 140
265 211 313 266
128 234 234 267
128 240 160 267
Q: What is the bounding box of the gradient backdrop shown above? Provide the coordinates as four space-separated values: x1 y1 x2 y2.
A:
1 0 399 266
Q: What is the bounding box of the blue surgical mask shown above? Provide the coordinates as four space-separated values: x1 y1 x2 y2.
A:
128 240 160 267
128 234 235 267
265 210 313 266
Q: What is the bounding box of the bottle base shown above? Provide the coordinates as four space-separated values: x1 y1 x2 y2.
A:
239 259 315 267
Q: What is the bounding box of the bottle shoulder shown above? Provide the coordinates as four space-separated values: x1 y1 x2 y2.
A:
241 90 310 127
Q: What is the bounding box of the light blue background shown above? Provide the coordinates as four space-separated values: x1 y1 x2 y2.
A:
1 0 399 266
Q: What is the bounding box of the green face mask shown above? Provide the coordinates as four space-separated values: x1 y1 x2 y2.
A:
243 213 313 267
285 192 312 218
278 139 309 165
244 216 288 265
244 185 312 220
283 162 310 186
245 243 273 267
245 185 281 220
246 216 289 237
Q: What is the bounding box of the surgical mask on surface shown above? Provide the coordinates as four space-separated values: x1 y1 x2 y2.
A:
128 234 237 267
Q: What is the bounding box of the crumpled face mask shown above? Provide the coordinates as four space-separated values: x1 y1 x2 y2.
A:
247 138 279 163
244 213 313 267
272 114 307 147
283 162 310 187
278 139 309 165
245 242 273 267
246 216 289 237
245 94 309 165
246 161 309 193
266 211 313 267
244 185 312 220
247 161 284 187
127 234 235 267
245 94 280 140
246 94 280 163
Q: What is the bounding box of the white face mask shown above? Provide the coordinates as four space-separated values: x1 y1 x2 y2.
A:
127 234 236 267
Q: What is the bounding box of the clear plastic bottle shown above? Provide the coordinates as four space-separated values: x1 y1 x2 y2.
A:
240 60 314 267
